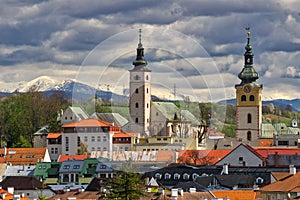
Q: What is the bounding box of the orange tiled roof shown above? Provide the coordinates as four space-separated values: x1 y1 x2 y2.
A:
177 150 230 165
271 172 291 181
260 172 300 192
0 188 29 200
212 190 257 200
62 118 112 128
258 139 274 147
58 154 90 162
0 148 47 165
113 132 131 138
46 133 61 139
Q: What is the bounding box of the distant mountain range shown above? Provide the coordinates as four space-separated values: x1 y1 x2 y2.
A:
0 76 299 111
219 98 300 112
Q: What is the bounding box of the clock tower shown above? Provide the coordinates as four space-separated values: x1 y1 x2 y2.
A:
129 29 151 137
235 28 263 143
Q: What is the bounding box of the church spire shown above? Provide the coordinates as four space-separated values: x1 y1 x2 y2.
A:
133 29 148 67
237 27 259 85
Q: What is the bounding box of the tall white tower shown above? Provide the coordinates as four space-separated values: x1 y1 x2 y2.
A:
235 28 263 143
129 29 151 136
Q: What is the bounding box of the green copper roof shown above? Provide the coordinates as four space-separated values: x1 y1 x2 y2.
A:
236 29 261 87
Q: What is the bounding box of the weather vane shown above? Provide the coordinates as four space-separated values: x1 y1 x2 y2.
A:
245 27 250 38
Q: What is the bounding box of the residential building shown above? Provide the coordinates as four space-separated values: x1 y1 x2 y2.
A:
34 162 61 185
129 29 151 137
60 106 89 125
46 133 62 161
112 132 132 151
0 176 55 199
215 143 265 167
235 30 263 143
61 118 120 155
260 167 300 200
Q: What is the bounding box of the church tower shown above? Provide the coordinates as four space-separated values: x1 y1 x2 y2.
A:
129 29 151 137
235 28 263 142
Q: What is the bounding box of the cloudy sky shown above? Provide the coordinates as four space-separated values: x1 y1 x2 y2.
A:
0 0 299 102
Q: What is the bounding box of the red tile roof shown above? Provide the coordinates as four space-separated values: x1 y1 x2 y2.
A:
113 132 131 138
177 150 230 165
254 148 300 159
212 190 257 200
62 118 112 128
0 148 48 165
46 133 61 139
258 139 274 147
58 154 90 162
260 172 300 192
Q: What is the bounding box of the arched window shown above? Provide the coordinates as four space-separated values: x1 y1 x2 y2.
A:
247 113 252 123
250 95 255 101
135 88 138 93
247 131 252 141
135 118 138 123
135 103 139 108
146 75 149 80
241 95 246 102
134 75 139 80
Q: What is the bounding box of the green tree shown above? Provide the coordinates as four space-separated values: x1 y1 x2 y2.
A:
106 170 145 200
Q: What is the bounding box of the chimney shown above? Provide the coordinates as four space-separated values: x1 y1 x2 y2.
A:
222 164 228 175
171 188 178 197
189 188 196 193
4 147 7 156
178 188 183 196
290 165 296 175
7 187 14 195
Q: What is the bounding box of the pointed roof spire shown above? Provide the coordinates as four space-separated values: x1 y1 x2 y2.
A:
236 27 261 86
132 29 148 67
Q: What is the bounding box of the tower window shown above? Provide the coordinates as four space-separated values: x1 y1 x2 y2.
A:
135 118 138 123
135 103 139 108
241 95 246 102
247 113 252 123
247 131 252 141
147 103 149 108
147 88 149 93
250 95 254 101
134 75 139 80
135 88 138 93
146 75 149 80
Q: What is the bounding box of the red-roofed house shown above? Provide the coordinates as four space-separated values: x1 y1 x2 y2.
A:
61 119 121 155
47 133 61 161
112 132 132 151
57 154 90 162
0 148 51 165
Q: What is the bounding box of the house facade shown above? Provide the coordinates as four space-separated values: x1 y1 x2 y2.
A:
61 119 120 155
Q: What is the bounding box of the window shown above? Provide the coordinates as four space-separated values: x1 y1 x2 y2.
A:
77 136 80 147
84 136 88 142
91 136 95 142
239 157 244 164
165 173 171 180
134 75 139 80
55 148 58 154
97 147 101 151
135 88 138 93
73 165 80 169
241 95 246 102
192 173 199 180
135 118 138 123
183 173 190 180
63 165 70 169
147 88 149 93
247 131 251 141
135 103 139 108
247 113 252 123
103 136 107 142
92 147 95 151
174 173 180 180
250 95 255 101
155 173 162 180
97 136 101 142
146 75 149 80
65 137 69 151
103 147 107 151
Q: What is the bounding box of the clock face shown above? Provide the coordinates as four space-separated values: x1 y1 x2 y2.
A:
243 85 251 93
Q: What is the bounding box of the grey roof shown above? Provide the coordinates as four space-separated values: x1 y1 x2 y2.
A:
152 102 181 121
69 106 89 120
92 113 128 127
4 165 35 177
33 126 49 136
0 176 48 190
181 110 202 126
288 127 300 134
59 160 84 173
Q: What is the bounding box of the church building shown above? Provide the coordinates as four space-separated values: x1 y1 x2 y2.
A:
235 29 263 143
